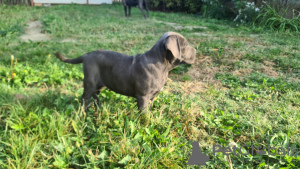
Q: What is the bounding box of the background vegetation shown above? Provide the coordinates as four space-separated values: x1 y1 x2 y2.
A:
146 0 300 32
0 3 300 168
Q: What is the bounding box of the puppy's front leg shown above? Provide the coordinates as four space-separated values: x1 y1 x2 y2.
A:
148 97 157 111
92 94 100 107
124 6 128 17
136 95 151 113
81 96 91 111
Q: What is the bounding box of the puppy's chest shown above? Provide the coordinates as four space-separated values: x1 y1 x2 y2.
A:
134 63 169 95
142 72 168 93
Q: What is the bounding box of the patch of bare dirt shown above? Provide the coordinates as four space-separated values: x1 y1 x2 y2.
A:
194 32 213 37
185 55 222 85
164 78 208 95
183 33 291 94
188 66 220 83
172 81 205 93
263 61 276 67
20 21 77 43
224 35 269 49
173 25 208 30
260 65 279 77
153 20 208 31
61 38 77 43
232 68 254 76
20 21 51 42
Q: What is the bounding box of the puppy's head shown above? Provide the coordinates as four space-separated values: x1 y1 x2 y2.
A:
163 32 196 65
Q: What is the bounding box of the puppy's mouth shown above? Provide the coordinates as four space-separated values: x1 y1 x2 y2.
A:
173 59 187 66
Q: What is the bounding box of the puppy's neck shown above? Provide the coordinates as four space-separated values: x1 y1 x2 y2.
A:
144 48 172 71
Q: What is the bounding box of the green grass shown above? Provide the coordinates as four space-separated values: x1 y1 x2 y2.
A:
0 3 300 168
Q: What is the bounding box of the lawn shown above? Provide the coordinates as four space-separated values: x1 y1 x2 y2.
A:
0 3 299 168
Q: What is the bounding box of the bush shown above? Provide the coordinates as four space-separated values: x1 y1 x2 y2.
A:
147 0 237 19
147 0 300 32
147 0 203 13
201 0 237 20
254 4 300 32
233 1 261 24
185 0 203 13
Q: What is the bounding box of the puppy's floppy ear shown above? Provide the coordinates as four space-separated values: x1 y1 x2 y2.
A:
164 35 181 61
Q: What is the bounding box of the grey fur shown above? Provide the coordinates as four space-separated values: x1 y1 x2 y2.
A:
122 0 149 18
55 32 196 111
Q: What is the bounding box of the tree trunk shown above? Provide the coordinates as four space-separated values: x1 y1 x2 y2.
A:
255 0 263 7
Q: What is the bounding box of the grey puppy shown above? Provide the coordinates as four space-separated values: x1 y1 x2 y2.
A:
122 0 149 18
55 32 196 111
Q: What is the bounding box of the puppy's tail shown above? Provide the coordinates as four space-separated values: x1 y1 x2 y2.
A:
55 52 84 64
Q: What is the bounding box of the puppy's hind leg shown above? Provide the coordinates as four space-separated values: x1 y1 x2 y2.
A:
92 94 100 108
138 3 147 18
144 0 149 18
81 92 93 112
92 85 104 108
124 5 128 17
81 79 98 111
128 6 132 17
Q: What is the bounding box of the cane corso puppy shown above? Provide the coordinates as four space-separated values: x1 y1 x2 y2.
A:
55 32 196 111
122 0 149 18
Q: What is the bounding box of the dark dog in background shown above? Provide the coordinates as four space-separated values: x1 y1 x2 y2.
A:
122 0 149 18
55 32 196 112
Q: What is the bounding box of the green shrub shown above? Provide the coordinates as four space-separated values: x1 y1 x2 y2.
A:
201 0 237 20
233 1 261 24
184 0 203 13
147 0 203 13
254 4 300 32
